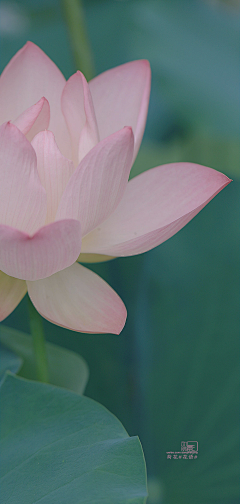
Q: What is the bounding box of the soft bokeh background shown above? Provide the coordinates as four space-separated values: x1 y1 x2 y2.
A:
1 1 239 503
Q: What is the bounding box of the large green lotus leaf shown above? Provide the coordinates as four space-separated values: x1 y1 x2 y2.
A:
0 325 89 394
0 374 147 504
0 343 22 382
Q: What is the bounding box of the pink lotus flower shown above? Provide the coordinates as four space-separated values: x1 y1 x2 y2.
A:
0 42 230 334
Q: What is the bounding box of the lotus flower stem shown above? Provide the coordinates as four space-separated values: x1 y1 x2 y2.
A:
28 297 49 383
61 0 95 80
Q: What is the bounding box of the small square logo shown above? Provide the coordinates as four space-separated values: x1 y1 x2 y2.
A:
167 441 198 459
181 441 198 453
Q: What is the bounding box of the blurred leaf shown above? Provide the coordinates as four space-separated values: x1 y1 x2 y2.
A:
0 325 89 394
85 0 239 139
131 134 240 180
133 180 239 503
3 0 238 140
0 343 22 382
131 0 239 138
0 373 147 504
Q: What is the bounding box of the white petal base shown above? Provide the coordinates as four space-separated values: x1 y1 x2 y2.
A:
0 271 27 321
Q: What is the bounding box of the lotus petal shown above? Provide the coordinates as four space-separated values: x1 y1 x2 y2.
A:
0 122 46 235
56 127 134 236
0 42 71 158
81 163 231 256
0 220 81 281
61 71 99 166
89 60 151 162
13 97 50 142
27 262 127 334
31 131 75 224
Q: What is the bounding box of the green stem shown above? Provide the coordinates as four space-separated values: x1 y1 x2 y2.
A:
28 297 49 383
61 0 95 80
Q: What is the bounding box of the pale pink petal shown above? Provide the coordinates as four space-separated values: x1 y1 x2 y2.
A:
0 270 27 321
56 127 134 236
81 163 231 256
0 122 47 235
0 42 71 158
0 220 81 281
27 262 127 334
31 131 75 224
61 71 99 166
13 97 50 142
89 60 151 162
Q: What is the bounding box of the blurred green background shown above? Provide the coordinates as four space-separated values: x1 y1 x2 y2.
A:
1 1 239 503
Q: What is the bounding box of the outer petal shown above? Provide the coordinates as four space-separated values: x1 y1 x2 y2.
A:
0 122 46 235
0 42 71 158
81 163 231 256
89 60 151 162
27 262 127 334
0 271 27 321
0 220 81 281
31 131 75 224
56 127 134 237
61 71 99 166
13 97 50 142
